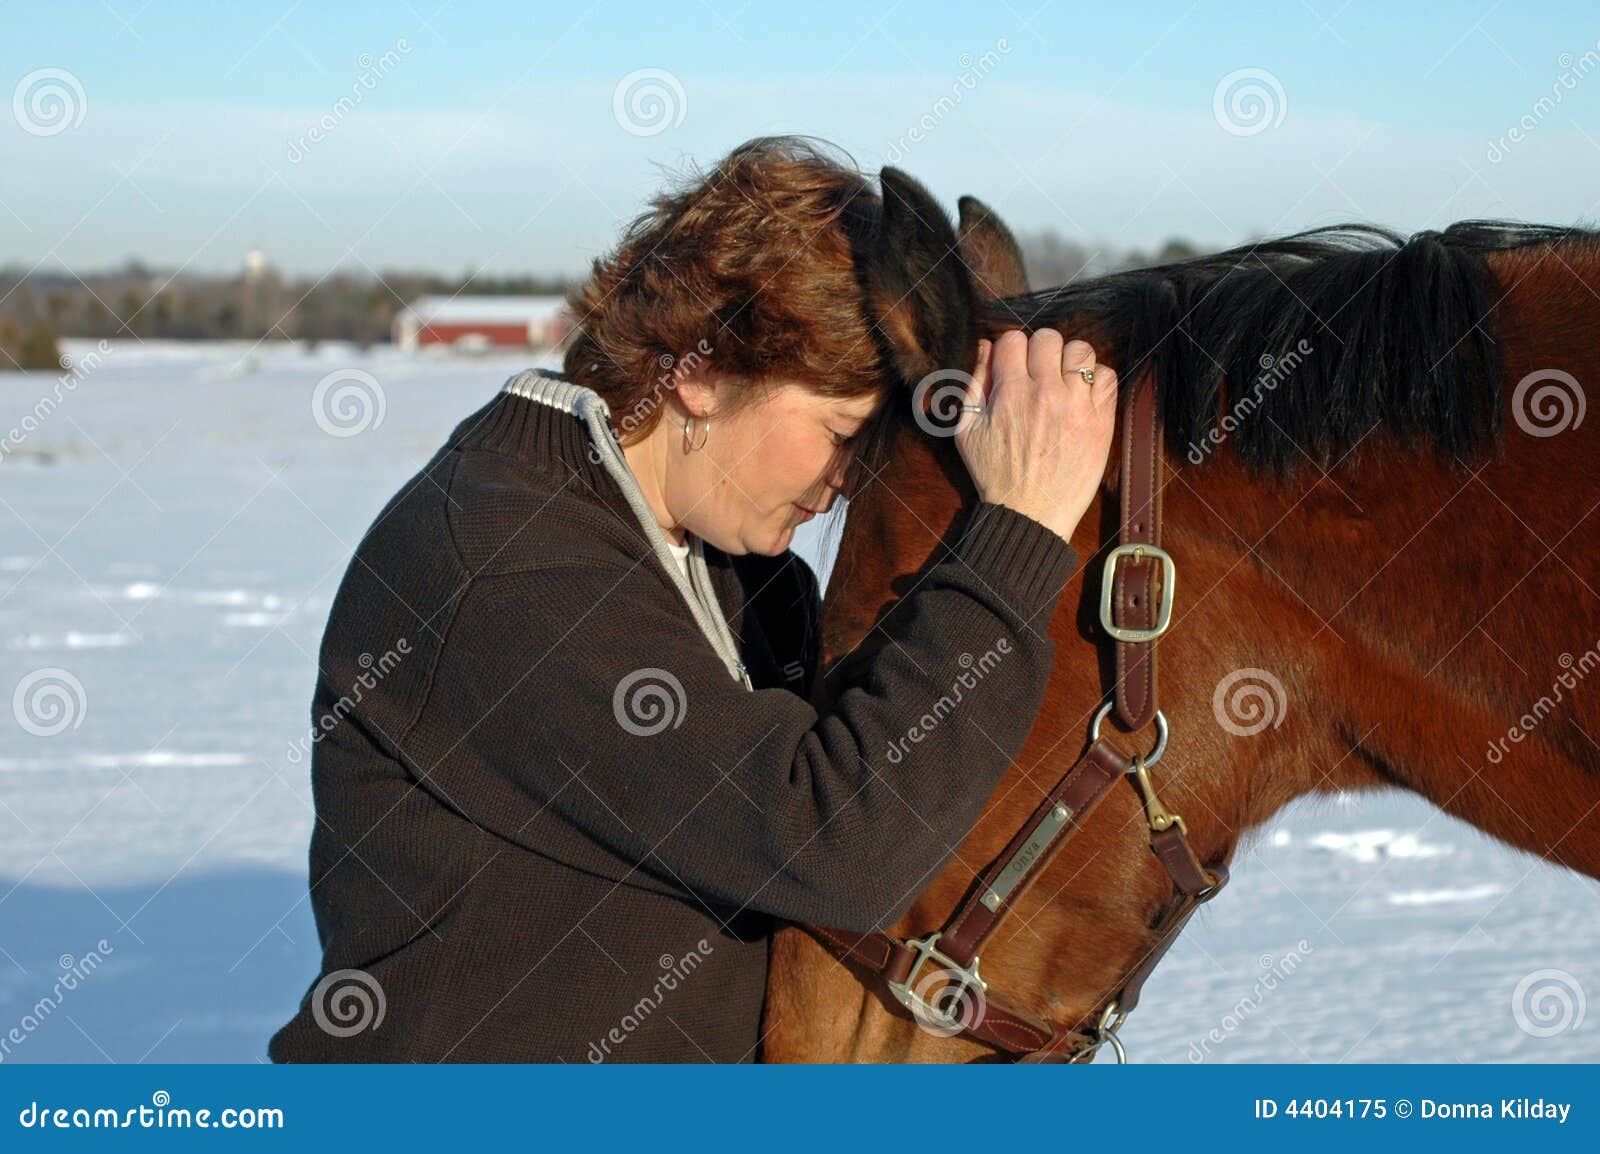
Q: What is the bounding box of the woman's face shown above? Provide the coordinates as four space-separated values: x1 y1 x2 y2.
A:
668 379 884 556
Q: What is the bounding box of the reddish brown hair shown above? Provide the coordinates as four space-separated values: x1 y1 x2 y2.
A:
562 136 891 447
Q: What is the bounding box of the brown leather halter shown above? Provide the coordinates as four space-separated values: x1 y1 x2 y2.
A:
803 367 1229 1063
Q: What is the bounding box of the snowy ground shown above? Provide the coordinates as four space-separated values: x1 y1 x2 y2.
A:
0 339 1594 1063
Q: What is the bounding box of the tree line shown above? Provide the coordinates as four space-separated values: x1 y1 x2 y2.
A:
0 231 1208 371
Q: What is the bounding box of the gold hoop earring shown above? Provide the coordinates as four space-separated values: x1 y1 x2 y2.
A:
683 414 710 452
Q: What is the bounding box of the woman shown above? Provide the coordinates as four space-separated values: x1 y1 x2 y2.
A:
268 136 1117 1063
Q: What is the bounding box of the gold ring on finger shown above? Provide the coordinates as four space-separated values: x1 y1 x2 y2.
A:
1075 365 1096 386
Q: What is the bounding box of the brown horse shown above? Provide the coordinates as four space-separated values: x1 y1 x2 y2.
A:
761 169 1600 1062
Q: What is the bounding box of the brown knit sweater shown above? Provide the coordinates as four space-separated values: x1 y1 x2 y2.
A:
268 371 1079 1063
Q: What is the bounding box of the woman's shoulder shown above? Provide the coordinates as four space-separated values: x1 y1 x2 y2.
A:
446 448 661 579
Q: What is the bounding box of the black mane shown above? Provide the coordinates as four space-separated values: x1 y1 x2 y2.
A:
989 220 1600 479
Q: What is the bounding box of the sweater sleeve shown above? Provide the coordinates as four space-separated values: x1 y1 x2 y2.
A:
408 500 1079 934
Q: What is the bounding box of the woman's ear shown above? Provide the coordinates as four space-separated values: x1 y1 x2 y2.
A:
673 364 718 419
861 167 977 388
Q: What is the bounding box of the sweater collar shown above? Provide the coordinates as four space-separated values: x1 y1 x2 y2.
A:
451 366 749 671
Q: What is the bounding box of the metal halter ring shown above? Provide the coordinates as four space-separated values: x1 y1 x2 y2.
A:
1089 700 1167 768
1080 1001 1129 1064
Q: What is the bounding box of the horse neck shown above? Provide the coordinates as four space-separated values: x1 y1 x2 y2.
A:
1258 247 1600 879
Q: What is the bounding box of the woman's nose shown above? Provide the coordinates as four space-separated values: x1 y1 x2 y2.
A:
825 452 851 492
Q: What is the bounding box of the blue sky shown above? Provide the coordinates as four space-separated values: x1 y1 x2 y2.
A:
5 0 1600 276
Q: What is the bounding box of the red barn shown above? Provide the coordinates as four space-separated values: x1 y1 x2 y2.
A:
393 295 571 350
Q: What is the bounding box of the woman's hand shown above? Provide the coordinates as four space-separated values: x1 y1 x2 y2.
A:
953 329 1119 544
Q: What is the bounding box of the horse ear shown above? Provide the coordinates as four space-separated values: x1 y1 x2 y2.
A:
957 195 1031 297
863 167 976 385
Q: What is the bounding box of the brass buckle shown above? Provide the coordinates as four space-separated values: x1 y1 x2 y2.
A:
886 933 986 1032
1098 543 1175 643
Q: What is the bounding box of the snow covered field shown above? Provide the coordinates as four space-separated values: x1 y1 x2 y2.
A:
0 339 1593 1063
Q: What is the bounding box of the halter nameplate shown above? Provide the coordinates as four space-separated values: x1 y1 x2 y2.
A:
981 801 1073 911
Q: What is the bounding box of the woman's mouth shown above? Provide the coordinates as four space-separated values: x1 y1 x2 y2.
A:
793 503 818 520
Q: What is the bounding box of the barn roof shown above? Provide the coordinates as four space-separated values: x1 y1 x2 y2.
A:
400 294 568 323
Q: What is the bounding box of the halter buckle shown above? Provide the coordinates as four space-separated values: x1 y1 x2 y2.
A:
1099 543 1175 643
886 933 987 1033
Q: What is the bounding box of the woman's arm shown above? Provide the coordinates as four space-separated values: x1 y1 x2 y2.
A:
402 499 1077 934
